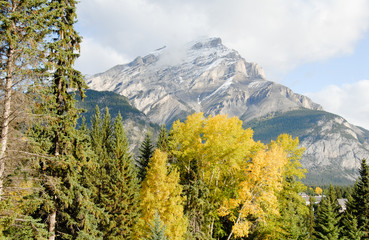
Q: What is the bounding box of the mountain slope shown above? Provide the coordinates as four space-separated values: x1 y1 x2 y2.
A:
77 89 160 153
246 109 369 184
86 37 369 185
87 38 321 126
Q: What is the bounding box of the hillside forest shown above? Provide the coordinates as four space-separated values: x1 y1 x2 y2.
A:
1 1 369 239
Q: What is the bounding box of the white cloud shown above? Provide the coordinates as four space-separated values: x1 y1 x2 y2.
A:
76 0 369 77
75 38 129 75
307 80 369 130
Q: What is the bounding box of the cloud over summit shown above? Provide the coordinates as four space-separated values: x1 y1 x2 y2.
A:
76 0 369 76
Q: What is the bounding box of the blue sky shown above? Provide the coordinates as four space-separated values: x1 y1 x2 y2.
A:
75 0 369 129
283 31 369 93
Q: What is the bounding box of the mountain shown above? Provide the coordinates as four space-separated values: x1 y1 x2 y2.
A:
246 109 369 185
87 38 321 126
86 37 369 185
76 89 160 153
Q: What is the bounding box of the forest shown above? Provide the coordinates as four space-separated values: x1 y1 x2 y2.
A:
1 1 369 239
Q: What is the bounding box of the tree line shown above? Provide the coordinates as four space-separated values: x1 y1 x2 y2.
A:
1 1 369 239
308 159 369 240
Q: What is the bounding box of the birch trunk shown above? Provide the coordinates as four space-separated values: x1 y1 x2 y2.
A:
48 210 56 240
0 47 15 199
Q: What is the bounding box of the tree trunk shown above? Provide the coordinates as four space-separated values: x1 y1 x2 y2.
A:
48 210 56 240
0 47 15 199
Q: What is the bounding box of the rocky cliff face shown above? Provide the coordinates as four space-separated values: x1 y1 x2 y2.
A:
86 37 368 185
246 109 369 184
301 115 369 184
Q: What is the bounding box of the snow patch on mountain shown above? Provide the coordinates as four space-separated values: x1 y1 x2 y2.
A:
87 37 321 125
86 37 369 185
202 77 234 103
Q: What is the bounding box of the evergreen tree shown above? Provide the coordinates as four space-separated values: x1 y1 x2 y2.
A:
105 112 141 239
90 106 103 154
307 196 316 239
111 113 140 239
88 106 111 231
29 0 102 239
327 184 341 213
0 0 49 199
144 212 168 240
345 159 369 239
156 125 169 151
341 211 364 240
89 108 141 239
336 187 343 199
0 2 51 236
314 189 341 240
137 133 154 181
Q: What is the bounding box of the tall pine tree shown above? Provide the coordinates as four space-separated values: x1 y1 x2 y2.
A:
307 196 316 239
137 132 154 181
29 0 102 239
0 0 49 200
144 212 168 240
156 125 169 152
89 108 141 239
345 159 369 239
341 211 364 240
0 1 54 236
314 187 341 240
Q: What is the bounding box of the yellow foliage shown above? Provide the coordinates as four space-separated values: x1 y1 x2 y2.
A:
219 143 288 238
272 134 307 181
232 221 251 238
140 149 187 240
262 134 309 239
315 186 323 195
169 113 293 238
170 112 256 190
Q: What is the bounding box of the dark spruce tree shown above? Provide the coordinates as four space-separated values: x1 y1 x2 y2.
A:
89 107 141 239
344 159 369 239
137 133 154 181
341 211 364 240
0 0 48 199
144 212 168 240
0 0 51 237
109 113 140 239
156 125 169 152
314 187 341 240
328 184 342 213
90 106 104 156
89 106 112 214
307 196 316 239
29 0 102 239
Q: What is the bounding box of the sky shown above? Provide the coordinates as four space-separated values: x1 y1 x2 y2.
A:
75 0 369 130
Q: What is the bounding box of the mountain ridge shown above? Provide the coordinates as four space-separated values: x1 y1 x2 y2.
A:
86 37 369 185
87 37 322 126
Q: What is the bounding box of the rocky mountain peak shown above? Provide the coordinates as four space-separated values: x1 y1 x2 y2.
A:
190 37 223 50
85 37 369 185
87 37 320 126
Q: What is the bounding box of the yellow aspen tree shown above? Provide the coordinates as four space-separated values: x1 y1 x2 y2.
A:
170 113 255 178
169 112 256 238
315 187 323 195
140 149 187 240
264 134 308 239
218 143 288 239
273 134 306 182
